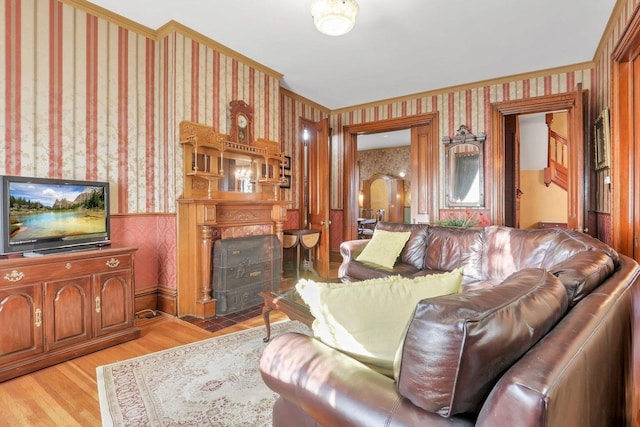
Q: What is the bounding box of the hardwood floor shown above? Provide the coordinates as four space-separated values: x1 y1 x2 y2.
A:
0 310 287 426
0 259 336 426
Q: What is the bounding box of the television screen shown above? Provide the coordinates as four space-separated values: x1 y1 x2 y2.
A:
1 176 110 255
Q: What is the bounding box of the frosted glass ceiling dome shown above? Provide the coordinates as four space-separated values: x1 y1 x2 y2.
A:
310 0 359 36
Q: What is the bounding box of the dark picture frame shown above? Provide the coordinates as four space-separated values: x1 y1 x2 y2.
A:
280 174 291 189
283 155 291 170
261 163 275 179
594 108 611 170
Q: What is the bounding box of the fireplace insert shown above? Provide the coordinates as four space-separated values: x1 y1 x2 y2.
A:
212 235 281 315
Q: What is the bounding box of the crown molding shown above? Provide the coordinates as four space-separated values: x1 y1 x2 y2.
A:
61 0 598 117
331 61 595 114
60 0 283 81
156 21 282 80
61 0 157 38
280 88 330 115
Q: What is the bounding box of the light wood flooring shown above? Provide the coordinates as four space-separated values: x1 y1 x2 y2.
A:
0 310 287 426
0 259 337 426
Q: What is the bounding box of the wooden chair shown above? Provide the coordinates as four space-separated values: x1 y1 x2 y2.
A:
357 218 377 239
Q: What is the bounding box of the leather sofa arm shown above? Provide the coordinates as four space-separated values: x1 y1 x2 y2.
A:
338 239 369 278
260 332 475 427
476 258 640 427
340 239 369 261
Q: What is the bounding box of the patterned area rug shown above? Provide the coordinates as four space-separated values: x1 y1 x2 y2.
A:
97 320 309 427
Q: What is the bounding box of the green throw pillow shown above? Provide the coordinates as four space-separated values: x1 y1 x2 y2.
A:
296 268 464 377
356 229 412 269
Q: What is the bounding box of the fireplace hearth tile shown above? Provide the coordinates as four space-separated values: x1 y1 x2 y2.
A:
181 304 263 333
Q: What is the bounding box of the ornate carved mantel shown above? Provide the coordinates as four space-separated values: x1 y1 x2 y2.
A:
176 118 288 319
176 198 288 318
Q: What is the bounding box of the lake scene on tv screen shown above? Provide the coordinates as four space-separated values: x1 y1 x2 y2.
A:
9 182 107 243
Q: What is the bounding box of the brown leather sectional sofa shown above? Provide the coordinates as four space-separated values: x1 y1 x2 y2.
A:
260 222 640 426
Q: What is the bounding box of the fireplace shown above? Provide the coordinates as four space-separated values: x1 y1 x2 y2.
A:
212 235 281 315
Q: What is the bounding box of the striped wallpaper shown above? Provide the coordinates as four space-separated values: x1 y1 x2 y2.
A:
1 0 639 281
3 0 637 216
1 0 282 214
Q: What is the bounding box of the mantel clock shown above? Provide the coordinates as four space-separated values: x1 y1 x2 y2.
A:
229 100 253 144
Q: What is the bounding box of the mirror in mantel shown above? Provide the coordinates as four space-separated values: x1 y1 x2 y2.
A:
219 155 256 193
218 154 281 194
443 125 485 207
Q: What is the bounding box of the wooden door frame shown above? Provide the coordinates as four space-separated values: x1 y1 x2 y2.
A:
490 90 586 229
297 118 317 229
307 118 331 279
343 113 439 241
611 5 640 259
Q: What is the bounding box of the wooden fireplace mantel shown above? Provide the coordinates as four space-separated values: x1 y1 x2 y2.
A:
176 198 288 318
176 120 289 319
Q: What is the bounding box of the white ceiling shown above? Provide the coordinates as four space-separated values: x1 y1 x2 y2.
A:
86 0 616 111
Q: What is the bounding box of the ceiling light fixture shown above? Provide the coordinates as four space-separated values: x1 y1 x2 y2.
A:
310 0 359 36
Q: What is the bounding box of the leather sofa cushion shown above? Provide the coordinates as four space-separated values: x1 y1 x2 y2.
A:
342 259 420 279
296 270 463 376
550 250 615 305
481 226 619 284
481 226 558 282
424 226 484 281
377 221 430 270
394 268 568 417
539 228 620 268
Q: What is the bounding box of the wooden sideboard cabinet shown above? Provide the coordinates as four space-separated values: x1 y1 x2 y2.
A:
0 247 140 382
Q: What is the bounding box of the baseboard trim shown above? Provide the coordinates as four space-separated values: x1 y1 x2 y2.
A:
134 285 177 317
134 286 157 314
157 285 177 316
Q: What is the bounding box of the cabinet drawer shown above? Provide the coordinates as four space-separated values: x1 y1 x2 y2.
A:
0 254 131 286
60 254 132 275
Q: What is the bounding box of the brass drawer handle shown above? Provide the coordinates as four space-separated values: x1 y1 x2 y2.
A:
106 258 120 268
4 270 25 282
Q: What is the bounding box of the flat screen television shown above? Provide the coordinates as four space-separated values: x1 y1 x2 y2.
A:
0 175 111 256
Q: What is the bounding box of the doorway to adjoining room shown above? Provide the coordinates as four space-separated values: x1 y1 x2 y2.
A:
358 129 411 229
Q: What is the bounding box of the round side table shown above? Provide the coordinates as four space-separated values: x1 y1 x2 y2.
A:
283 229 321 278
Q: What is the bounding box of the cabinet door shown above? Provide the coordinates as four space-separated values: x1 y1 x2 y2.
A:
44 277 92 351
0 283 44 365
94 270 133 336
